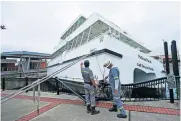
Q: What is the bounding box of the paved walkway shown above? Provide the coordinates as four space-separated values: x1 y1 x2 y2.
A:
1 90 180 121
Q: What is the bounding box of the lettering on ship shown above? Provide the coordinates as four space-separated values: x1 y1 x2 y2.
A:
137 63 154 71
138 55 151 63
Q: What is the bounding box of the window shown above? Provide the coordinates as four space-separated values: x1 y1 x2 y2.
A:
100 36 104 42
81 27 91 45
71 38 76 49
74 36 79 48
67 41 74 51
75 33 83 47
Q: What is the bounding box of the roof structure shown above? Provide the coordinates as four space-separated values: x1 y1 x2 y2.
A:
55 13 151 57
1 51 51 59
60 15 87 40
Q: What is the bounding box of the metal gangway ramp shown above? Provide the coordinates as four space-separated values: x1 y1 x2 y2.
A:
1 51 98 105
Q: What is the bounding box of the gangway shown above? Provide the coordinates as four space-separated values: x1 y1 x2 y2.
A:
1 51 97 104
55 77 86 102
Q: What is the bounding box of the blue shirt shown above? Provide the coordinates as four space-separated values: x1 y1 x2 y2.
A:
109 67 120 90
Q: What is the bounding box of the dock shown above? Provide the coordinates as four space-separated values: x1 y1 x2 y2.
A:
1 90 180 121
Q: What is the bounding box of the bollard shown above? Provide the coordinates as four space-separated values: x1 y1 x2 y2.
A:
56 80 60 95
164 41 170 74
25 77 28 93
171 40 179 101
169 89 174 103
2 77 5 91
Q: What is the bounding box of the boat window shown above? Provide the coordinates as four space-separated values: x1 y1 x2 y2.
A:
68 27 72 35
53 20 110 58
80 27 91 45
61 45 65 52
61 16 87 40
75 33 83 47
100 36 104 42
116 30 119 35
73 36 79 48
64 43 69 51
111 27 114 33
67 41 73 51
70 38 76 49
111 27 117 34
72 23 77 32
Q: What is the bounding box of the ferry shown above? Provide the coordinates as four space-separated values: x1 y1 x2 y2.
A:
47 13 165 91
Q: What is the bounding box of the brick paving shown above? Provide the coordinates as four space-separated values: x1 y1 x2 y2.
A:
16 102 61 121
1 93 180 121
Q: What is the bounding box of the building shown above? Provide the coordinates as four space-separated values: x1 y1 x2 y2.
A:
1 51 51 77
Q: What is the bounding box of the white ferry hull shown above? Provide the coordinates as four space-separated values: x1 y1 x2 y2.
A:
48 34 165 84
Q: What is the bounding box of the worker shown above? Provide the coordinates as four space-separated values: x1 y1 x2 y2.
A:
104 60 127 118
80 60 100 115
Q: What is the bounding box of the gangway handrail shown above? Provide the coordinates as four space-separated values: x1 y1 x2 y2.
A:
1 51 96 104
1 61 78 100
55 78 86 102
1 60 77 101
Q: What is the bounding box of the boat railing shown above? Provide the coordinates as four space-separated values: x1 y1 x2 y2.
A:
2 75 180 102
120 76 180 101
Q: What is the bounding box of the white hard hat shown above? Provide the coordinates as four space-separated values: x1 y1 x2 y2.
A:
104 60 112 68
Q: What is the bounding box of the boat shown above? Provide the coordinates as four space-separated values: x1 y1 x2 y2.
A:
47 13 165 95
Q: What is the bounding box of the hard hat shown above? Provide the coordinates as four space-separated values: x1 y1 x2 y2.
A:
103 60 112 68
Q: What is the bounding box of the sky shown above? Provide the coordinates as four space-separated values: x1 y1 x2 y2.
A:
1 1 180 55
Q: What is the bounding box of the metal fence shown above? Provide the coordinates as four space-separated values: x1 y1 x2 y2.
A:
121 76 180 101
1 76 180 101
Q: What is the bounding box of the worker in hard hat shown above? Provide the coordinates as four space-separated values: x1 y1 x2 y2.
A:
80 60 100 115
104 61 127 118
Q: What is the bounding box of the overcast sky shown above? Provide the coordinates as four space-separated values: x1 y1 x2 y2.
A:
1 1 180 55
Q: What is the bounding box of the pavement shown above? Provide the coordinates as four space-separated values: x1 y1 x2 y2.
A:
1 90 180 121
1 98 49 121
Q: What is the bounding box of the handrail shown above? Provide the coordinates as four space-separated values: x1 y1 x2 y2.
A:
1 61 77 101
122 76 180 86
56 78 86 102
1 51 93 104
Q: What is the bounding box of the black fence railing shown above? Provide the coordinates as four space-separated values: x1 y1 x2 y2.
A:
121 76 180 101
1 76 180 102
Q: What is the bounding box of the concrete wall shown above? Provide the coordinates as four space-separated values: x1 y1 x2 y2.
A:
1 77 56 91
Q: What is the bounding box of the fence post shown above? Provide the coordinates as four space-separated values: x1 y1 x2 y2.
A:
56 80 60 95
33 86 36 103
37 82 40 114
129 110 131 121
25 77 28 92
2 77 5 91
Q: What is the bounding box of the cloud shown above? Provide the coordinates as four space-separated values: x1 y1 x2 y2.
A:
1 1 180 55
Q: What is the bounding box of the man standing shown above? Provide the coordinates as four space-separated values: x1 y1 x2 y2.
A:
81 60 100 115
104 60 127 118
